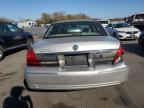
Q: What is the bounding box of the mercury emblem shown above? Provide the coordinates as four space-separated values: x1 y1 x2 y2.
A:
73 44 78 51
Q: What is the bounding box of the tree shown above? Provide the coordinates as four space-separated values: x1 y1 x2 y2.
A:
36 11 91 24
41 12 51 24
52 11 66 21
0 17 15 23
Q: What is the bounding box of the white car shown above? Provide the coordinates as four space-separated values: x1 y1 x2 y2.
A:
98 19 111 28
106 22 141 40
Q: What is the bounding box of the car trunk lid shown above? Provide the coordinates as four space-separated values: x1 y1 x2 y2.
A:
32 36 120 68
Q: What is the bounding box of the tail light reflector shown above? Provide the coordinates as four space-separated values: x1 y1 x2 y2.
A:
27 48 41 66
113 47 124 64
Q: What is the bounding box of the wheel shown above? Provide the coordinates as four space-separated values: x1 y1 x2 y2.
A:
139 37 144 50
0 46 4 61
26 38 33 49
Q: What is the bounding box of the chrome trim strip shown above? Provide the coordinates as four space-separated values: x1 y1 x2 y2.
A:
39 49 116 55
5 44 27 51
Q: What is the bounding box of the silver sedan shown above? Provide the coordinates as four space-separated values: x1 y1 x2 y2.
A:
24 20 129 90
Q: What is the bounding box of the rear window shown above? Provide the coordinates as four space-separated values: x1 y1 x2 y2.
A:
44 21 108 38
127 14 144 23
135 14 144 19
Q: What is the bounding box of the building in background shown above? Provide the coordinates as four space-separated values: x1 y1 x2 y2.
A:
17 20 37 28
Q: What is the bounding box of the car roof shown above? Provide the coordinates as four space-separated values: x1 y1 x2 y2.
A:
135 13 144 15
52 20 98 24
98 19 109 21
112 22 127 25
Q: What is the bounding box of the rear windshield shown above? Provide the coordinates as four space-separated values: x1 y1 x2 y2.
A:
135 14 144 19
44 21 108 38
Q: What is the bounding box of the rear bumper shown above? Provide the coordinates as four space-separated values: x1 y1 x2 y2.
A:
24 63 129 90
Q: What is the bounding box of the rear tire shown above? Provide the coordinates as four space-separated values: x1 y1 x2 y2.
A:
0 46 4 61
26 38 33 49
139 36 144 50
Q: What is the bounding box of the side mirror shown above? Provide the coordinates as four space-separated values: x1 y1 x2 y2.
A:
109 24 113 29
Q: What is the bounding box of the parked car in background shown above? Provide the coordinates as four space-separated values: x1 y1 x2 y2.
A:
138 31 144 50
24 20 129 90
105 23 118 39
17 20 37 28
106 22 141 40
98 20 119 39
98 19 111 28
126 13 144 31
0 21 34 60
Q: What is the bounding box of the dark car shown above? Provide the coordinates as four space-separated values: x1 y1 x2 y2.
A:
139 31 144 50
126 13 144 31
0 21 34 60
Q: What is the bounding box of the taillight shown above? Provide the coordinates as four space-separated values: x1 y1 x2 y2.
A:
113 46 124 64
27 48 41 66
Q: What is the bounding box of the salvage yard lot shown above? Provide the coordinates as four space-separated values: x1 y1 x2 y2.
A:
0 39 144 108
